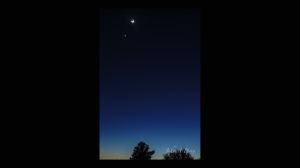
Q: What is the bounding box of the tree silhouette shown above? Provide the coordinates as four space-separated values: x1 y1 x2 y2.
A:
130 141 155 160
163 148 194 160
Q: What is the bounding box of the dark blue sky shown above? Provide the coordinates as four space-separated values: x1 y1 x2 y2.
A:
99 8 200 159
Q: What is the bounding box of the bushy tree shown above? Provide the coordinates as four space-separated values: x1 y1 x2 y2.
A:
130 141 155 160
163 148 194 160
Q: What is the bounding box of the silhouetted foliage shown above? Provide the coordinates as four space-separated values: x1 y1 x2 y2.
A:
130 141 155 160
163 148 194 160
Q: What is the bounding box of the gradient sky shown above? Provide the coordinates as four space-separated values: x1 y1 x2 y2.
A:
100 8 200 160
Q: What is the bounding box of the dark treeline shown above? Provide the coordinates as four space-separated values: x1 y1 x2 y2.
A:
129 141 196 160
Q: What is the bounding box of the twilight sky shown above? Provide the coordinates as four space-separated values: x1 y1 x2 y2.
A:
99 8 200 160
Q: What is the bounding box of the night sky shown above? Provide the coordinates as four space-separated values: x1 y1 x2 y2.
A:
99 8 200 160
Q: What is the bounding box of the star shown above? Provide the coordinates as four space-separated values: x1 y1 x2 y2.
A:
130 19 135 24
